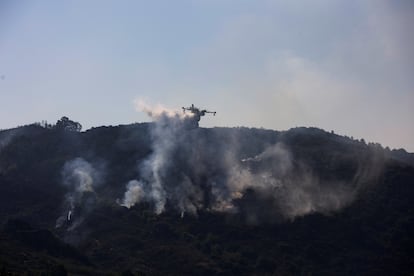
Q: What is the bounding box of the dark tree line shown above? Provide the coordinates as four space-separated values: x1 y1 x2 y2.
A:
34 117 82 132
54 116 82 132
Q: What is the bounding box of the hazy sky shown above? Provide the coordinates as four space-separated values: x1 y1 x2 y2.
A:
1 0 413 151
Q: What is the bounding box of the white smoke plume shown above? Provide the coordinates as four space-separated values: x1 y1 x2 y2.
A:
120 101 383 221
238 143 356 219
134 98 193 120
122 180 145 209
56 158 102 229
121 100 198 214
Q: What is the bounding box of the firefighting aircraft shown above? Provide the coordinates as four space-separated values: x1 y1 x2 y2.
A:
182 104 216 117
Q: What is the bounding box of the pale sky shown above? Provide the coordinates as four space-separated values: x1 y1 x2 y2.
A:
0 0 413 151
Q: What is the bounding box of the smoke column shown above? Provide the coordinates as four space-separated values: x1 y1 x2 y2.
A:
56 158 101 229
120 100 383 221
121 100 197 214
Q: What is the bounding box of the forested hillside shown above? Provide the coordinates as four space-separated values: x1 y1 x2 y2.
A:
0 121 413 275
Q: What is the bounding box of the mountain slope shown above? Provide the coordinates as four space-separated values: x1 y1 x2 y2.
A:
0 123 413 275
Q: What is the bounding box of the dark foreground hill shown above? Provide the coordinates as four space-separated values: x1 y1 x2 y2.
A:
0 122 413 275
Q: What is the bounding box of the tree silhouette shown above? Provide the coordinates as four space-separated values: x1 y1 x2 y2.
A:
55 116 82 132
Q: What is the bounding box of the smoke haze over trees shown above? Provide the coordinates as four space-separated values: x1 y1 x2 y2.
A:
119 104 387 222
0 113 413 274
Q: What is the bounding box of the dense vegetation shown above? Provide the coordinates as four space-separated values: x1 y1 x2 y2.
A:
0 122 413 275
